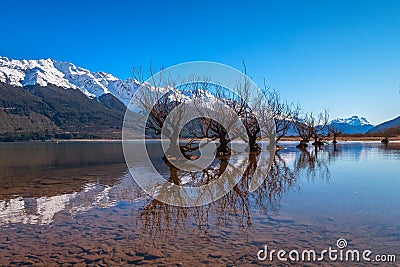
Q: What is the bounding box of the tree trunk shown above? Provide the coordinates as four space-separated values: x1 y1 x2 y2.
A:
164 134 185 158
217 135 231 156
332 133 337 144
248 135 262 152
267 138 277 151
312 134 324 146
164 158 180 185
296 139 308 150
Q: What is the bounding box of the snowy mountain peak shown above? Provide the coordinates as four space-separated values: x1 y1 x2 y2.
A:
0 56 139 105
330 115 372 126
328 115 374 134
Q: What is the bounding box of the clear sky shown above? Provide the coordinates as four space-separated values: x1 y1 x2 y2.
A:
1 0 399 125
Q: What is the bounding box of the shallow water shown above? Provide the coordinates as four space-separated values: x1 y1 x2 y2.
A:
0 141 399 266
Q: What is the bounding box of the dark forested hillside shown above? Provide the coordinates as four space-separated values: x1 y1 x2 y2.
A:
367 116 400 135
0 83 125 141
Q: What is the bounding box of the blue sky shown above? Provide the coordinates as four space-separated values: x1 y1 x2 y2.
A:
1 0 399 125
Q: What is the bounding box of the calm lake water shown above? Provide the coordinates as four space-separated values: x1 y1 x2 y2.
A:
0 141 399 266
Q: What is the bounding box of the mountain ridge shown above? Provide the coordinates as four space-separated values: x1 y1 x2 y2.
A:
0 56 139 106
328 115 374 134
0 82 125 141
330 115 372 126
1 56 398 140
367 116 400 135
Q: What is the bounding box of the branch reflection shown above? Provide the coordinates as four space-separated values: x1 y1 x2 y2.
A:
137 144 334 239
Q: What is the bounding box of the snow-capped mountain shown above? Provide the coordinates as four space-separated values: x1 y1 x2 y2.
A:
285 116 375 136
0 56 386 139
0 56 139 106
328 115 374 134
330 115 371 127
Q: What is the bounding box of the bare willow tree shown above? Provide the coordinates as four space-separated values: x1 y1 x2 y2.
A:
260 84 301 147
327 125 342 144
235 63 262 152
197 70 277 153
310 110 329 145
294 110 329 149
131 66 247 157
192 83 247 155
234 60 277 152
132 65 193 156
192 59 265 153
188 63 253 154
131 61 297 156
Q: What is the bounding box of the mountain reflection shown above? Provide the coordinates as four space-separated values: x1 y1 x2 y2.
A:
0 142 143 225
1 141 397 228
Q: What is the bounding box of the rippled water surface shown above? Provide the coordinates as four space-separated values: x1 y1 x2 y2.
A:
0 141 399 266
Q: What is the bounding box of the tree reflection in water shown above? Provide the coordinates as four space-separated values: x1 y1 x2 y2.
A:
137 144 335 239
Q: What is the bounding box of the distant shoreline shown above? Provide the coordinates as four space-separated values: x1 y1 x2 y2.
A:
1 135 400 143
280 135 400 142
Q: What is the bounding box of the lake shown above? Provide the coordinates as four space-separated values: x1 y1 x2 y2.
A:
0 141 399 266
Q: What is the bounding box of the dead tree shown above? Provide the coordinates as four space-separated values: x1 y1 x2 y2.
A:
190 68 252 154
294 116 313 149
262 84 300 146
294 110 329 149
327 125 342 144
132 66 193 157
310 110 329 146
191 83 245 155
